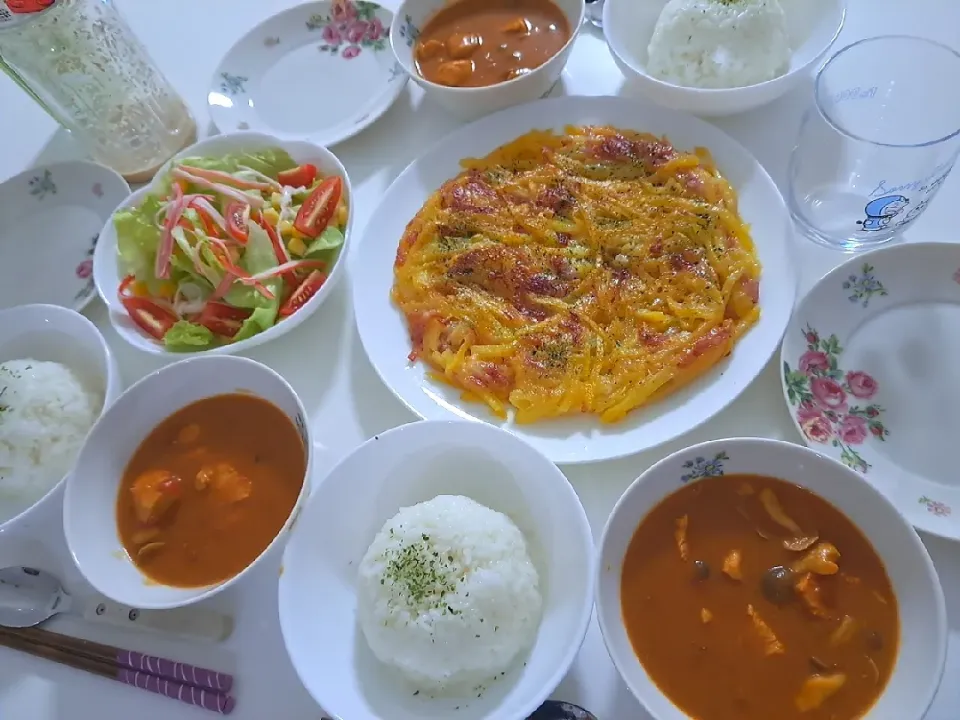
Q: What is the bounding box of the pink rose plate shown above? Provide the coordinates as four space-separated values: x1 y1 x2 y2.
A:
208 0 407 147
780 241 960 540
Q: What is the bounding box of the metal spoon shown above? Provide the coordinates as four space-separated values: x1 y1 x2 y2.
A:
528 700 598 719
0 566 232 643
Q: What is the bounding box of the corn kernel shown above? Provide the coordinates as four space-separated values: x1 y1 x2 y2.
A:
288 236 307 256
279 220 294 235
262 207 280 225
131 281 148 297
336 202 348 227
156 281 177 300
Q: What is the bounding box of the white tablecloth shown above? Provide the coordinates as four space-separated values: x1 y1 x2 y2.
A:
1 1 959 718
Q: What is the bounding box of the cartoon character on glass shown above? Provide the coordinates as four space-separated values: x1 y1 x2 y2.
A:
856 195 909 232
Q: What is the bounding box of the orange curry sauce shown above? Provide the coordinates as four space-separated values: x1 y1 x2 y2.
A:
414 0 570 88
621 474 898 720
116 394 305 588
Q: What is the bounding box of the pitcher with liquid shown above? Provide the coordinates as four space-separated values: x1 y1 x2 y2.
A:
0 0 196 183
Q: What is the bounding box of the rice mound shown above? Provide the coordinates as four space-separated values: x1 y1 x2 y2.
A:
646 0 791 89
357 494 542 693
0 360 101 520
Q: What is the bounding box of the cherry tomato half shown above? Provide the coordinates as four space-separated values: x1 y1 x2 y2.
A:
277 164 318 188
225 201 249 244
120 295 179 340
196 302 251 338
279 270 326 318
293 177 341 238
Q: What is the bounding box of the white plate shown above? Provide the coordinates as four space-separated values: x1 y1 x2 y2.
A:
781 241 960 541
209 0 407 146
0 161 129 312
352 95 796 464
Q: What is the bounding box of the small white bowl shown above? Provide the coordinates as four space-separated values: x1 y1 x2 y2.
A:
93 131 354 357
603 0 846 116
0 304 121 531
390 0 584 121
596 438 946 720
279 420 595 720
63 354 313 610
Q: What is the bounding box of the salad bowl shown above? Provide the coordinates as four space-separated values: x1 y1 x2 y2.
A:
93 131 354 357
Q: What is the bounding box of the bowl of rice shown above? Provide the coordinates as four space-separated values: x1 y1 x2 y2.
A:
278 420 595 720
602 0 846 116
0 304 120 531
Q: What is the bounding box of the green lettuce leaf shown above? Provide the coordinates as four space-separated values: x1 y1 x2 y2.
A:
304 226 344 258
178 149 297 179
114 195 164 280
163 320 214 351
226 223 282 342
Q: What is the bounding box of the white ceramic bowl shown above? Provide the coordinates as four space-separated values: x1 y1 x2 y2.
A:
603 0 846 116
93 131 354 357
596 437 946 720
0 304 122 531
279 420 595 720
63 355 313 609
390 0 584 121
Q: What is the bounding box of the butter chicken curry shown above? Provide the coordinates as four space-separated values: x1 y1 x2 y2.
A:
414 0 570 88
117 394 306 588
621 474 898 720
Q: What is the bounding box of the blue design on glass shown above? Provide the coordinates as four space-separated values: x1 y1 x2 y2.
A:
841 262 888 308
29 169 56 200
680 452 729 483
219 72 248 96
856 195 909 232
399 14 420 46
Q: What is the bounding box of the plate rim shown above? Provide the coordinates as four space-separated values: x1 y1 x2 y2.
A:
208 0 408 147
352 95 797 464
779 239 960 540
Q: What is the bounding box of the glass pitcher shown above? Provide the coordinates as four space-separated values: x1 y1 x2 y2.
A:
0 0 197 183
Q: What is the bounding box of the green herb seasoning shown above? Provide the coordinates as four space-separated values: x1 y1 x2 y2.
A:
381 533 462 614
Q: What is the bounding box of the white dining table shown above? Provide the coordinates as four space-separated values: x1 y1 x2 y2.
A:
1 1 959 718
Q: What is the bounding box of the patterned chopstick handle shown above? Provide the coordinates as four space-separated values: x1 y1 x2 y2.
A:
116 669 235 714
117 650 233 692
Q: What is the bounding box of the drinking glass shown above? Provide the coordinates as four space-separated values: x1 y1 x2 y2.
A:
787 36 960 252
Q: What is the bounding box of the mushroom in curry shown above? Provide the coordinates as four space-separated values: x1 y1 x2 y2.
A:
621 474 898 720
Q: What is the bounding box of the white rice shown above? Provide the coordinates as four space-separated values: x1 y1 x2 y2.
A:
357 494 542 694
0 360 101 521
646 0 791 89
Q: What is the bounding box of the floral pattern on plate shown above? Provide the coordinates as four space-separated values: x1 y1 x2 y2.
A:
29 169 56 200
680 452 729 483
920 496 952 517
219 72 248 96
73 232 98 303
307 0 387 59
399 13 420 46
783 324 889 473
842 262 888 308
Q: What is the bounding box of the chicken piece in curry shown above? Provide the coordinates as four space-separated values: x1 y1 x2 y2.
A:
117 394 306 588
621 474 898 720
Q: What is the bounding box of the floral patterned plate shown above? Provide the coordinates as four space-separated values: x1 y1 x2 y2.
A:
0 161 129 312
209 0 407 147
780 241 960 540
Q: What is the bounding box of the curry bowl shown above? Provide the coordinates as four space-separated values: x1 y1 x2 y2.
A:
390 0 584 121
596 438 946 720
63 354 312 610
278 420 595 720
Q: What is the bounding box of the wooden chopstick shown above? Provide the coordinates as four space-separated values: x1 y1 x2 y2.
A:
2 625 232 691
0 627 235 715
